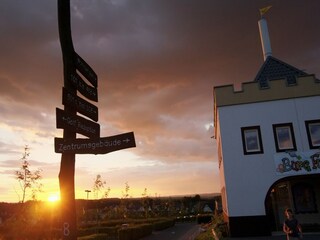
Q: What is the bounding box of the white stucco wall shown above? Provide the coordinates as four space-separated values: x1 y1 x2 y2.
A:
217 96 320 217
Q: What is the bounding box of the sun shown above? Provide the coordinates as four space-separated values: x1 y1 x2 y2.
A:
47 193 60 202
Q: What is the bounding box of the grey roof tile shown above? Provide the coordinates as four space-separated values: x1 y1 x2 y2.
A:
254 56 308 88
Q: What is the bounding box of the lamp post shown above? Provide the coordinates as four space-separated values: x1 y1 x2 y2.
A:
85 190 91 200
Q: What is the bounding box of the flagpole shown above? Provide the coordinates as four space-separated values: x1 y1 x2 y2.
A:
258 6 272 61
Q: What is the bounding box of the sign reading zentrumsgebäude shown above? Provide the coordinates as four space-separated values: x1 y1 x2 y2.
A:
55 132 135 154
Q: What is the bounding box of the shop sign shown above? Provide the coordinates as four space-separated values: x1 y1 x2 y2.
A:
274 150 320 175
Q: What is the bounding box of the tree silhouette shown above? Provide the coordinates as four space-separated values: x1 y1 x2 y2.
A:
15 145 42 203
93 174 106 199
141 188 150 218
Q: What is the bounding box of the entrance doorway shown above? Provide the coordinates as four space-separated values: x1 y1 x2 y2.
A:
268 182 292 231
265 174 320 233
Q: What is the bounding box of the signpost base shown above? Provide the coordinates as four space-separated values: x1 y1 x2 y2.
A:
59 153 77 240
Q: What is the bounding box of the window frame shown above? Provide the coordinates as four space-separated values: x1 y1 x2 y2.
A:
272 123 297 152
305 119 320 149
241 126 264 155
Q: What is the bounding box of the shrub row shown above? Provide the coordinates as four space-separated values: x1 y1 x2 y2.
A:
78 218 175 240
118 224 153 240
78 226 119 237
80 217 173 228
152 218 175 231
78 233 110 240
176 215 197 222
197 214 213 224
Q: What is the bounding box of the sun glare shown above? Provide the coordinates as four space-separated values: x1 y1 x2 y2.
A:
205 123 213 131
47 194 60 202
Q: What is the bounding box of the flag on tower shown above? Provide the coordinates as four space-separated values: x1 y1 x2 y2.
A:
259 6 272 17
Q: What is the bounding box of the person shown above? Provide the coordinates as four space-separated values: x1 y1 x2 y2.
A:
283 208 303 240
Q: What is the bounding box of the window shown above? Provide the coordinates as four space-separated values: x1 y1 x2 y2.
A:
305 119 320 149
241 126 264 155
292 183 318 214
272 123 296 152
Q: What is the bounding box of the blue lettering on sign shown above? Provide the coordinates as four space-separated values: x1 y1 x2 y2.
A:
276 152 320 173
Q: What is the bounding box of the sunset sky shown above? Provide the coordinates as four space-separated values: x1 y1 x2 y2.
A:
1 0 320 203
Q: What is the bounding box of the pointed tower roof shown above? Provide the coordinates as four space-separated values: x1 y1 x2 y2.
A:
254 56 308 89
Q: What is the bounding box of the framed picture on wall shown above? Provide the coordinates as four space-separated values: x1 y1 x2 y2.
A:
241 126 264 155
272 123 297 152
305 119 320 149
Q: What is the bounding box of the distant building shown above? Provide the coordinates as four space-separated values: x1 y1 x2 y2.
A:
213 56 320 237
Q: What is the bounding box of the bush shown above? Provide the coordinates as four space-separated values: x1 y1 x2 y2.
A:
194 214 228 240
153 218 175 231
195 227 215 240
78 233 109 240
197 214 212 224
176 215 197 222
78 226 118 237
78 217 175 240
118 224 153 240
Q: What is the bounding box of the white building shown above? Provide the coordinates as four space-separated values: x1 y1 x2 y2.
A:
213 56 320 237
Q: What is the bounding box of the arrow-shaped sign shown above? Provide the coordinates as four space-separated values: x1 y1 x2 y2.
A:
56 108 100 138
70 72 98 102
55 132 136 154
62 87 98 122
75 52 97 88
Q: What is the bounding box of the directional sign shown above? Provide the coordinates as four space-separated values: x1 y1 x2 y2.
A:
75 52 97 88
55 132 136 154
70 72 98 102
62 88 98 122
56 108 100 138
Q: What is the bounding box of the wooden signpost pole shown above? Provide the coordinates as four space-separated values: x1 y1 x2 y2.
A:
57 1 77 239
56 1 135 239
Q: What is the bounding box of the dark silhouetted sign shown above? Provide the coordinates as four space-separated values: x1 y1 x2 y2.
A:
70 73 98 102
62 87 98 122
55 132 136 154
56 108 100 138
75 52 97 87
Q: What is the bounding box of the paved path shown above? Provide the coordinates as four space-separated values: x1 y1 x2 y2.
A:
141 222 200 240
224 233 320 240
141 222 320 240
